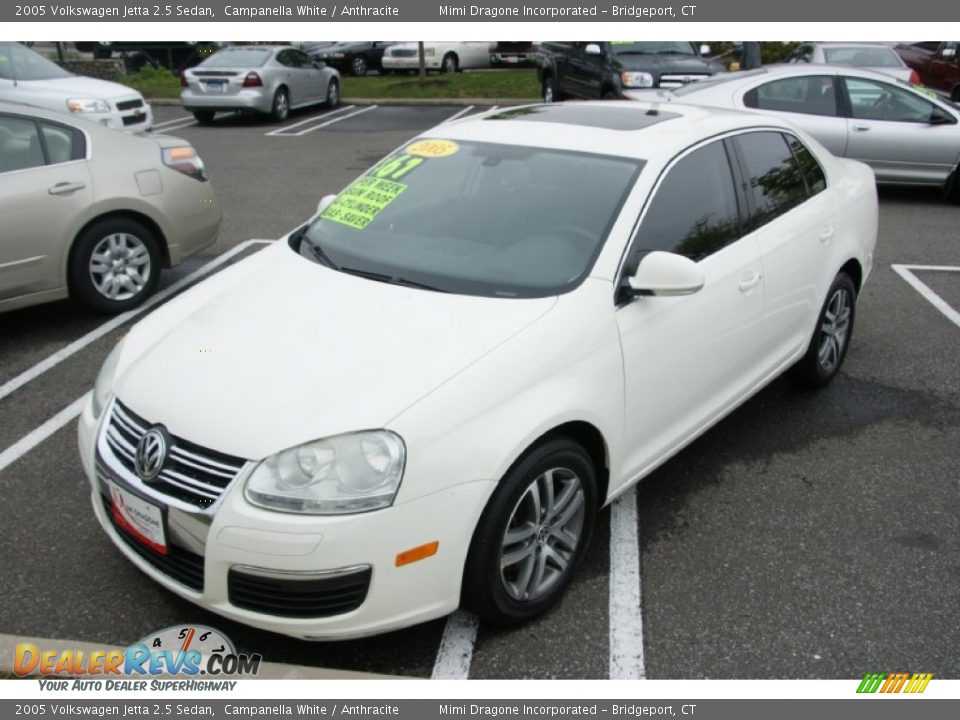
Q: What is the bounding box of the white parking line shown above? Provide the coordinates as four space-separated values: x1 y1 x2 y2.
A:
152 116 197 131
264 105 357 136
441 106 475 123
431 610 479 679
891 264 960 329
609 488 646 679
153 118 198 133
0 395 87 475
0 240 272 404
286 105 379 136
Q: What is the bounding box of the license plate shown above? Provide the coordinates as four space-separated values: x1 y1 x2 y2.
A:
506 57 519 64
109 482 167 555
205 80 226 92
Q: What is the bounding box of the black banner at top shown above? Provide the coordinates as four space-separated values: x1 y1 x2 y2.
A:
5 0 960 22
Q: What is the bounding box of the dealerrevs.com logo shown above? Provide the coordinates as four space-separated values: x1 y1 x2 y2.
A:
857 672 933 694
14 625 261 691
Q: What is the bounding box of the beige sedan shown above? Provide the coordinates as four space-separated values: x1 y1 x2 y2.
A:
0 101 221 314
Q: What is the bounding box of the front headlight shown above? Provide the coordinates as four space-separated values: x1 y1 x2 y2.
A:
620 71 654 88
92 339 125 419
245 431 406 515
67 98 111 114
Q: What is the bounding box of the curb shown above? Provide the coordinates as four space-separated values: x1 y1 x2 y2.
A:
0 633 404 681
148 98 532 107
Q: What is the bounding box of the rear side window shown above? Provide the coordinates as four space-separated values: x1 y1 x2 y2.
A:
629 140 741 264
0 115 45 173
786 135 826 196
40 122 83 164
736 131 809 229
744 76 839 117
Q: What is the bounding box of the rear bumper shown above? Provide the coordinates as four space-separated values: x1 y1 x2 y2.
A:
181 88 273 114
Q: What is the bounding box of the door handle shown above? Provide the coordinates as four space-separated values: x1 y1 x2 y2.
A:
819 226 835 245
48 182 86 195
738 272 762 293
852 125 871 132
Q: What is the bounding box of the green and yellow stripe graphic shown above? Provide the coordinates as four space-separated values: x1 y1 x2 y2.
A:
857 672 933 694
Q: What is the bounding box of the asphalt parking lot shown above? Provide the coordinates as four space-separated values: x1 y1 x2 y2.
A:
1 103 958 680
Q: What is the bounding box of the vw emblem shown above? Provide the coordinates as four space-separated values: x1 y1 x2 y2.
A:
135 427 168 481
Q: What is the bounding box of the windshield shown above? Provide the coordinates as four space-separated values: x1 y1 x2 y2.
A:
298 139 643 298
0 43 72 81
611 41 696 55
201 48 272 68
824 47 902 68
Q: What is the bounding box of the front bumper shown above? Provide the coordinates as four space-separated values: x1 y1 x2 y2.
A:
80 104 154 134
78 396 493 639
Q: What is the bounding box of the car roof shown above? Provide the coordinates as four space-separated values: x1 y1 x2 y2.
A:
434 101 801 162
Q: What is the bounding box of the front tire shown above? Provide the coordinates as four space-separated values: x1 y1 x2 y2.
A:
270 87 290 122
325 78 340 108
945 166 960 204
350 56 368 76
792 272 857 388
542 76 563 103
70 217 161 314
441 53 459 74
462 438 597 625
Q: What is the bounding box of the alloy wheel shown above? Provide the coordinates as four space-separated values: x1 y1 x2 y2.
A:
499 467 585 602
817 287 851 374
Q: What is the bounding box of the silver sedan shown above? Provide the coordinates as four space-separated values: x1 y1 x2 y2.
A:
628 65 960 199
784 42 917 84
181 45 340 124
0 101 220 315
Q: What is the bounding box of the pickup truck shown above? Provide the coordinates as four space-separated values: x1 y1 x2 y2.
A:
896 42 960 102
537 41 724 102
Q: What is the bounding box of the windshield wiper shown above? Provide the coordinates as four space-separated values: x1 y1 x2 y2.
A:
340 266 448 293
300 234 341 271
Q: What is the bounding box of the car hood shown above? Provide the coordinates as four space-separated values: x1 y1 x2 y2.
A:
15 75 143 101
615 53 722 74
115 242 557 460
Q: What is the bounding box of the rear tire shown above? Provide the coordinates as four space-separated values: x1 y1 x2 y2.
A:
69 217 161 314
944 167 960 203
270 87 290 122
350 56 368 76
543 76 563 103
792 272 857 389
192 110 215 124
462 438 597 625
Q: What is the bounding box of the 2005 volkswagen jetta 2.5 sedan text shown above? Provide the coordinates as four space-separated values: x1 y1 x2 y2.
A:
78 102 878 639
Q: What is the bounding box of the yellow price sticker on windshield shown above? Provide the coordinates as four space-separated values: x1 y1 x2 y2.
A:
321 176 407 230
406 139 459 158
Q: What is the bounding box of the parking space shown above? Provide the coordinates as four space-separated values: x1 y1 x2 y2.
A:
1 104 958 679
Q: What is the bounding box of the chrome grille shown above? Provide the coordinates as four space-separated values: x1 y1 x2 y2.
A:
115 98 145 111
659 73 711 88
104 401 246 509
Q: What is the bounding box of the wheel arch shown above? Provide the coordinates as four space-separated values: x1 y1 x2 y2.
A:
838 257 863 293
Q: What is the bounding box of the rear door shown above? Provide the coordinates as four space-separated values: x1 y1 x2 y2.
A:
732 130 838 366
841 75 958 184
741 74 849 157
0 113 92 301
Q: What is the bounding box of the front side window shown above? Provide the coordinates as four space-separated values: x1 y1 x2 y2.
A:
744 76 839 117
736 132 809 229
844 78 943 123
0 115 44 173
298 139 643 298
628 140 741 266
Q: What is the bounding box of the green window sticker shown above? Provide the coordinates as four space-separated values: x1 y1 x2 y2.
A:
320 176 407 230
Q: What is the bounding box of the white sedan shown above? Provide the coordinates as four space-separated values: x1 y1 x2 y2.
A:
0 42 153 133
79 101 877 639
382 41 492 73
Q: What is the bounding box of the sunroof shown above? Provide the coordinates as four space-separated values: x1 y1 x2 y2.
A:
484 104 680 131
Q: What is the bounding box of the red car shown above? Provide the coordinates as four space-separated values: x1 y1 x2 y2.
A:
896 42 960 102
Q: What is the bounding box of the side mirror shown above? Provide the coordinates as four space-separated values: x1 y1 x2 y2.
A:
699 44 712 57
624 251 705 298
316 194 336 215
585 43 602 56
941 46 957 60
